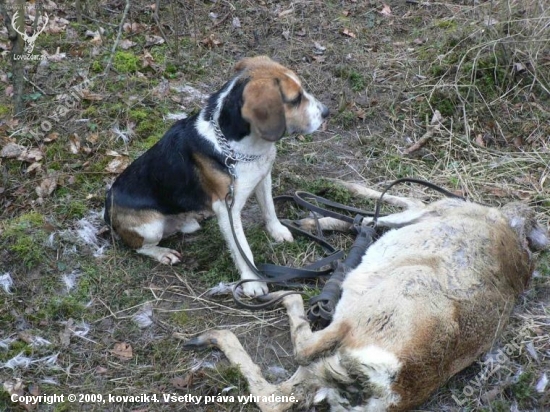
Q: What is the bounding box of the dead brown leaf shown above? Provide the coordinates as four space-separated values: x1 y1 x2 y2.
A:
475 134 485 147
18 148 44 163
141 51 156 69
105 157 130 174
145 35 165 47
69 134 81 154
59 319 73 347
380 4 392 16
26 162 42 174
81 90 103 101
119 39 136 50
86 133 99 144
513 136 523 148
111 342 133 360
201 34 223 48
488 187 508 197
36 176 58 199
123 22 147 33
105 150 122 157
85 30 102 45
341 29 356 38
171 374 193 389
44 132 59 143
278 8 294 18
1 142 25 158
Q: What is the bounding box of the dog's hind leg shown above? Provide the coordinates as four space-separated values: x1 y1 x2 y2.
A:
180 329 305 412
133 219 182 265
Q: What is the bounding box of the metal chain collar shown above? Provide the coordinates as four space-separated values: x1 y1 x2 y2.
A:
210 118 262 179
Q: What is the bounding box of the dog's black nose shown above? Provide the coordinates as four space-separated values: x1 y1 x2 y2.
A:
321 104 330 119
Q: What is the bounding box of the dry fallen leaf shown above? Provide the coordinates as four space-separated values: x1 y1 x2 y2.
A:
26 162 42 174
44 132 59 143
69 134 81 154
36 176 58 199
84 30 102 46
145 35 165 47
111 342 133 360
171 374 193 389
313 41 326 53
105 150 122 157
380 4 392 16
18 148 44 163
81 90 103 101
201 34 223 48
341 29 356 38
141 51 156 69
278 8 294 18
105 157 130 174
123 22 147 33
3 379 25 397
59 319 73 347
86 133 99 144
119 39 136 50
475 134 485 147
1 142 25 158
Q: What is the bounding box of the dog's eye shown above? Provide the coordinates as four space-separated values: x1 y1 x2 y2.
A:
288 93 302 106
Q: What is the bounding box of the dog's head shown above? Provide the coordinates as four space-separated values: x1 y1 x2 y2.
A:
231 55 329 142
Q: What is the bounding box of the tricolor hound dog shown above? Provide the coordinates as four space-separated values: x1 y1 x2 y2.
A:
181 180 548 411
104 56 329 297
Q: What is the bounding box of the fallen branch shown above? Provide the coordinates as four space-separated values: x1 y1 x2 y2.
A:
403 110 443 155
103 0 131 76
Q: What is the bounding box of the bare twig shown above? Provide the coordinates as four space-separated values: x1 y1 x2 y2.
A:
152 0 169 45
404 110 443 154
24 76 53 96
103 0 131 76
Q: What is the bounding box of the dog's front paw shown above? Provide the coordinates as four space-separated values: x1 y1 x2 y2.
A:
267 222 294 243
242 280 269 297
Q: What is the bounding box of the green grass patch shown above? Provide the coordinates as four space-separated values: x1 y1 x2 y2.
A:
114 51 140 73
0 212 48 268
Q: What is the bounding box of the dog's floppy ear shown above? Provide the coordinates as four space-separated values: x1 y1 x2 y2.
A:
241 79 285 142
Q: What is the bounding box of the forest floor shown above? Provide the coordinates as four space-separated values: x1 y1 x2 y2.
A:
0 0 549 411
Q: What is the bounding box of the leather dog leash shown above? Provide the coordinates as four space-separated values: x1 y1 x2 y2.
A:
224 177 466 323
